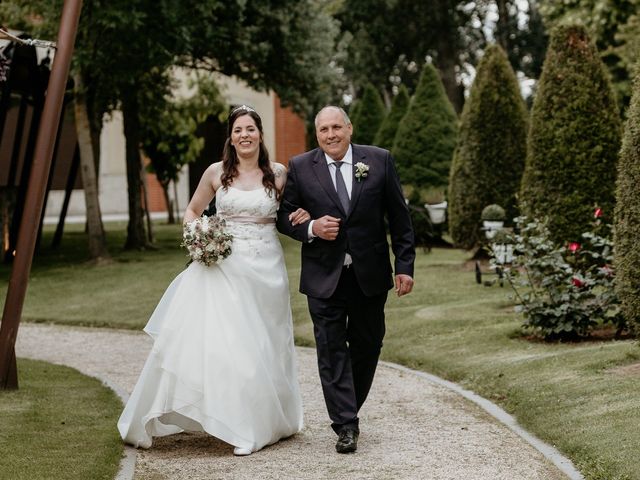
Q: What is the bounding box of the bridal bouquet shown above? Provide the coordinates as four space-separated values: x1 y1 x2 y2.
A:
182 215 233 266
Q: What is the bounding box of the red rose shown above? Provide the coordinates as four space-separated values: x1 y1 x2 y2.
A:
568 242 581 253
594 207 603 218
572 277 585 288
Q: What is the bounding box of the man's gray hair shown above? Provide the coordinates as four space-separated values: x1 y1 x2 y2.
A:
314 106 351 128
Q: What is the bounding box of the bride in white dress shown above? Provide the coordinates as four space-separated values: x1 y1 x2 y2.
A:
118 106 307 456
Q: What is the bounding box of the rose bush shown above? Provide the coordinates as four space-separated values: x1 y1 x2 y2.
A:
494 209 628 340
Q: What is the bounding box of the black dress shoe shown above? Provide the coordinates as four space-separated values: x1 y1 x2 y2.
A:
335 429 358 453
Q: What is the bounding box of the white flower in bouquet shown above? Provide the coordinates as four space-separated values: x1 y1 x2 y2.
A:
181 215 233 266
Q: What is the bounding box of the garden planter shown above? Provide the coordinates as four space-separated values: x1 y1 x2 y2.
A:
483 220 504 239
425 201 447 225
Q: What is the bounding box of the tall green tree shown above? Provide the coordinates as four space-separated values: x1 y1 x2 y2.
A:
614 70 640 332
614 11 640 78
348 99 362 126
448 44 528 249
392 63 458 191
373 85 410 151
492 0 548 79
74 74 108 261
141 75 226 224
520 24 621 243
539 0 639 110
337 0 485 112
351 83 386 145
3 0 341 249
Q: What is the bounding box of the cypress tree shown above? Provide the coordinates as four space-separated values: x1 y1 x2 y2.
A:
348 99 361 127
351 83 386 145
520 24 621 243
373 85 410 151
614 70 640 332
448 44 528 249
392 63 458 189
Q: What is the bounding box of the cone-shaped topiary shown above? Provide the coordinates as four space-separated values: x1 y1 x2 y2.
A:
351 83 387 145
520 24 621 243
393 63 458 190
614 69 640 333
448 44 528 249
348 99 361 128
373 85 410 150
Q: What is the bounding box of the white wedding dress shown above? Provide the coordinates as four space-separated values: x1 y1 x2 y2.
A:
118 186 303 452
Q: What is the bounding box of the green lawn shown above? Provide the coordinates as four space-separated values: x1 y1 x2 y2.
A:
0 358 123 480
1 223 639 479
0 222 187 329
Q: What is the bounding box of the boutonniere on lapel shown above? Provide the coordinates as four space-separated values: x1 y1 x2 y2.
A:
354 162 369 182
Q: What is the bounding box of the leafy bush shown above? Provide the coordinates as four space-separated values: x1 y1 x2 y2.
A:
520 24 621 243
491 228 514 245
481 204 506 221
407 203 436 251
393 63 458 190
499 211 627 340
614 70 640 333
348 99 362 126
374 84 410 150
351 83 386 145
448 44 527 249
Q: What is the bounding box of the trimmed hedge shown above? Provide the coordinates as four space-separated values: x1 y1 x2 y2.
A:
348 99 361 128
351 83 386 145
393 63 458 189
448 44 528 249
520 24 621 243
374 84 410 150
614 69 640 332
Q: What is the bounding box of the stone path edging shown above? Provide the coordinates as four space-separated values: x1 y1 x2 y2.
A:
380 361 584 480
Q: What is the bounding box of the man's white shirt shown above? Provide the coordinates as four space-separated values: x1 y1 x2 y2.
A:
307 145 353 265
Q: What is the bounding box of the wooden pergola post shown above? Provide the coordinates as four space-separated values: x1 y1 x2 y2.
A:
0 0 83 389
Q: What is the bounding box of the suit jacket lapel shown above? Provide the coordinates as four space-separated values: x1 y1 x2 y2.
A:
348 145 365 218
311 149 347 215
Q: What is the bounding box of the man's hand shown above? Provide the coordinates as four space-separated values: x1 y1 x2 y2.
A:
289 208 311 226
395 274 414 297
312 215 341 240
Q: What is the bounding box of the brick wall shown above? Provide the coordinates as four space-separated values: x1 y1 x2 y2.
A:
145 172 167 212
141 155 168 212
274 96 307 166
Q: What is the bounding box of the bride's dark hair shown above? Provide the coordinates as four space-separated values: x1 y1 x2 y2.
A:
221 106 279 199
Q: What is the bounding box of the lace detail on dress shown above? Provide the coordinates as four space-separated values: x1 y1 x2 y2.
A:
215 187 279 258
216 186 278 219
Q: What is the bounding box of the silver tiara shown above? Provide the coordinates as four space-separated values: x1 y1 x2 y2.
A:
233 104 256 113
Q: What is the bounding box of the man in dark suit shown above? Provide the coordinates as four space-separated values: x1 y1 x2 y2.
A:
277 106 415 453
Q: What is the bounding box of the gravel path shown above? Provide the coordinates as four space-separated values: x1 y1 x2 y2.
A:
17 323 570 480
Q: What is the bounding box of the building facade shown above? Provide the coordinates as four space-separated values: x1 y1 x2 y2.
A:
43 74 307 222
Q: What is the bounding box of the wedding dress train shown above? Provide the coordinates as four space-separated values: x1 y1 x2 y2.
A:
117 186 303 452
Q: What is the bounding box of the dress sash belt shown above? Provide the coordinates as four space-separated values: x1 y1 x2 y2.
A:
223 215 275 224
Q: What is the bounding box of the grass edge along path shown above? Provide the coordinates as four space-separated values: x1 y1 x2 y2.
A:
0 358 123 480
378 250 638 480
1 222 639 480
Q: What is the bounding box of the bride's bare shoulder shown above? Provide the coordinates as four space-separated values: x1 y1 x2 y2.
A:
204 162 223 190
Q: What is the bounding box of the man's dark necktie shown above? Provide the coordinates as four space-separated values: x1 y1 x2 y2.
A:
333 161 350 213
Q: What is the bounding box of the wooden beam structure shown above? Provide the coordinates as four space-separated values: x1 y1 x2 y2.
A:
0 0 83 389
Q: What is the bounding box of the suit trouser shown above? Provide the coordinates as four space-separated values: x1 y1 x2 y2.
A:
307 266 388 434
